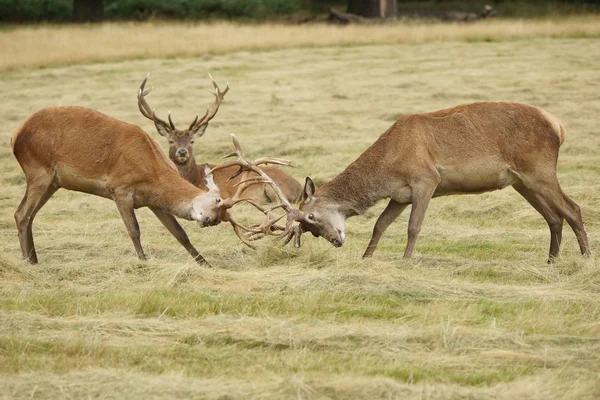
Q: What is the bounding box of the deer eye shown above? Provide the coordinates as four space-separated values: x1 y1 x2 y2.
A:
190 140 195 144
307 213 315 222
168 140 175 144
215 198 221 204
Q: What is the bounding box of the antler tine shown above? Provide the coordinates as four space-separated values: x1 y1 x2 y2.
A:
191 73 230 132
209 73 230 96
188 114 199 131
228 218 257 249
230 134 244 158
167 112 176 130
253 157 294 167
233 176 273 188
137 74 173 133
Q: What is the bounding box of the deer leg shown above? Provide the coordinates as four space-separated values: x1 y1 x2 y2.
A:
149 206 209 266
560 191 591 257
363 200 408 258
14 174 57 264
520 173 590 258
404 181 438 258
114 195 146 261
513 182 563 262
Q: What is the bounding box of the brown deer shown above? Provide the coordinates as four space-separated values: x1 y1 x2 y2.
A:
283 102 590 262
11 104 227 265
139 74 302 204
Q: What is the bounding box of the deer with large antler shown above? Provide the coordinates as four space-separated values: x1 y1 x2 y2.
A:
249 102 591 262
138 74 302 204
11 96 229 264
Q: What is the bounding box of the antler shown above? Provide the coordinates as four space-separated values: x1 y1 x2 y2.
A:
211 134 304 248
189 74 230 133
138 73 175 133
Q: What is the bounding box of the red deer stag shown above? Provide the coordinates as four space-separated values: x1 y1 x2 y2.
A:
139 75 302 204
285 102 590 262
11 103 227 265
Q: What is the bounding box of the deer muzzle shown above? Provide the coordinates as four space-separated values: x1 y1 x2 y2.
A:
175 148 189 163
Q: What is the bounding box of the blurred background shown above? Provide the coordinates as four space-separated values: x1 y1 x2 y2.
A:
0 0 598 23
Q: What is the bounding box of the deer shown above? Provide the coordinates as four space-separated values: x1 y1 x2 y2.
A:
11 97 231 265
258 102 591 262
139 74 302 205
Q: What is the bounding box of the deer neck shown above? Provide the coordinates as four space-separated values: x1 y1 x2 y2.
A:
317 145 391 218
174 155 203 187
144 169 207 220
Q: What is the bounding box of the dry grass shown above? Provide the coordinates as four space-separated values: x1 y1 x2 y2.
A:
1 17 600 71
0 23 599 399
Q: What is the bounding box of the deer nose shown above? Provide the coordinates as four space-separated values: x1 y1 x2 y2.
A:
177 148 187 157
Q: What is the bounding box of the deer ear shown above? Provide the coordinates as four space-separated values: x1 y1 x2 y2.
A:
302 177 315 202
155 122 171 138
191 124 208 139
203 164 219 192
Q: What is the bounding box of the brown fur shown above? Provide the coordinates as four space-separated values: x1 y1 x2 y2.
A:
168 137 303 204
12 106 223 264
299 102 590 261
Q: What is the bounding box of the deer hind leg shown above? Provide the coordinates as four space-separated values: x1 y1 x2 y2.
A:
14 171 57 264
149 206 208 266
113 194 146 261
518 173 590 258
404 180 439 258
512 182 563 262
560 191 591 257
363 200 408 259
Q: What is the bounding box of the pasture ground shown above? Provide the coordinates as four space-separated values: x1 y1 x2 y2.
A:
0 21 599 399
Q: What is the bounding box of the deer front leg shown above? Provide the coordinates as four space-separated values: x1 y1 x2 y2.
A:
149 206 209 266
363 200 408 258
404 180 438 258
114 194 146 261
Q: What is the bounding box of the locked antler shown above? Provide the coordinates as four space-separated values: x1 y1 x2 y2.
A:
211 134 304 248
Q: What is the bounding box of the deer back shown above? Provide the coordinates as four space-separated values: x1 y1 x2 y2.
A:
12 106 207 207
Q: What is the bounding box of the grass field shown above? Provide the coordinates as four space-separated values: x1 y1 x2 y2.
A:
0 21 599 399
1 17 600 71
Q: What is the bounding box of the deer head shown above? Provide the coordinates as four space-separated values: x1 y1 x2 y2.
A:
297 178 346 247
138 73 230 166
190 164 223 227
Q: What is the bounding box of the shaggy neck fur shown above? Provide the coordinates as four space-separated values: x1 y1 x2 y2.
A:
175 156 204 188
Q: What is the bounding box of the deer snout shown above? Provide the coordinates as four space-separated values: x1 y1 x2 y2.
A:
196 216 212 228
175 148 189 163
331 229 345 248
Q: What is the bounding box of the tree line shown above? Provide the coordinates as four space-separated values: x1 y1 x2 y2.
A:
0 1 598 23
